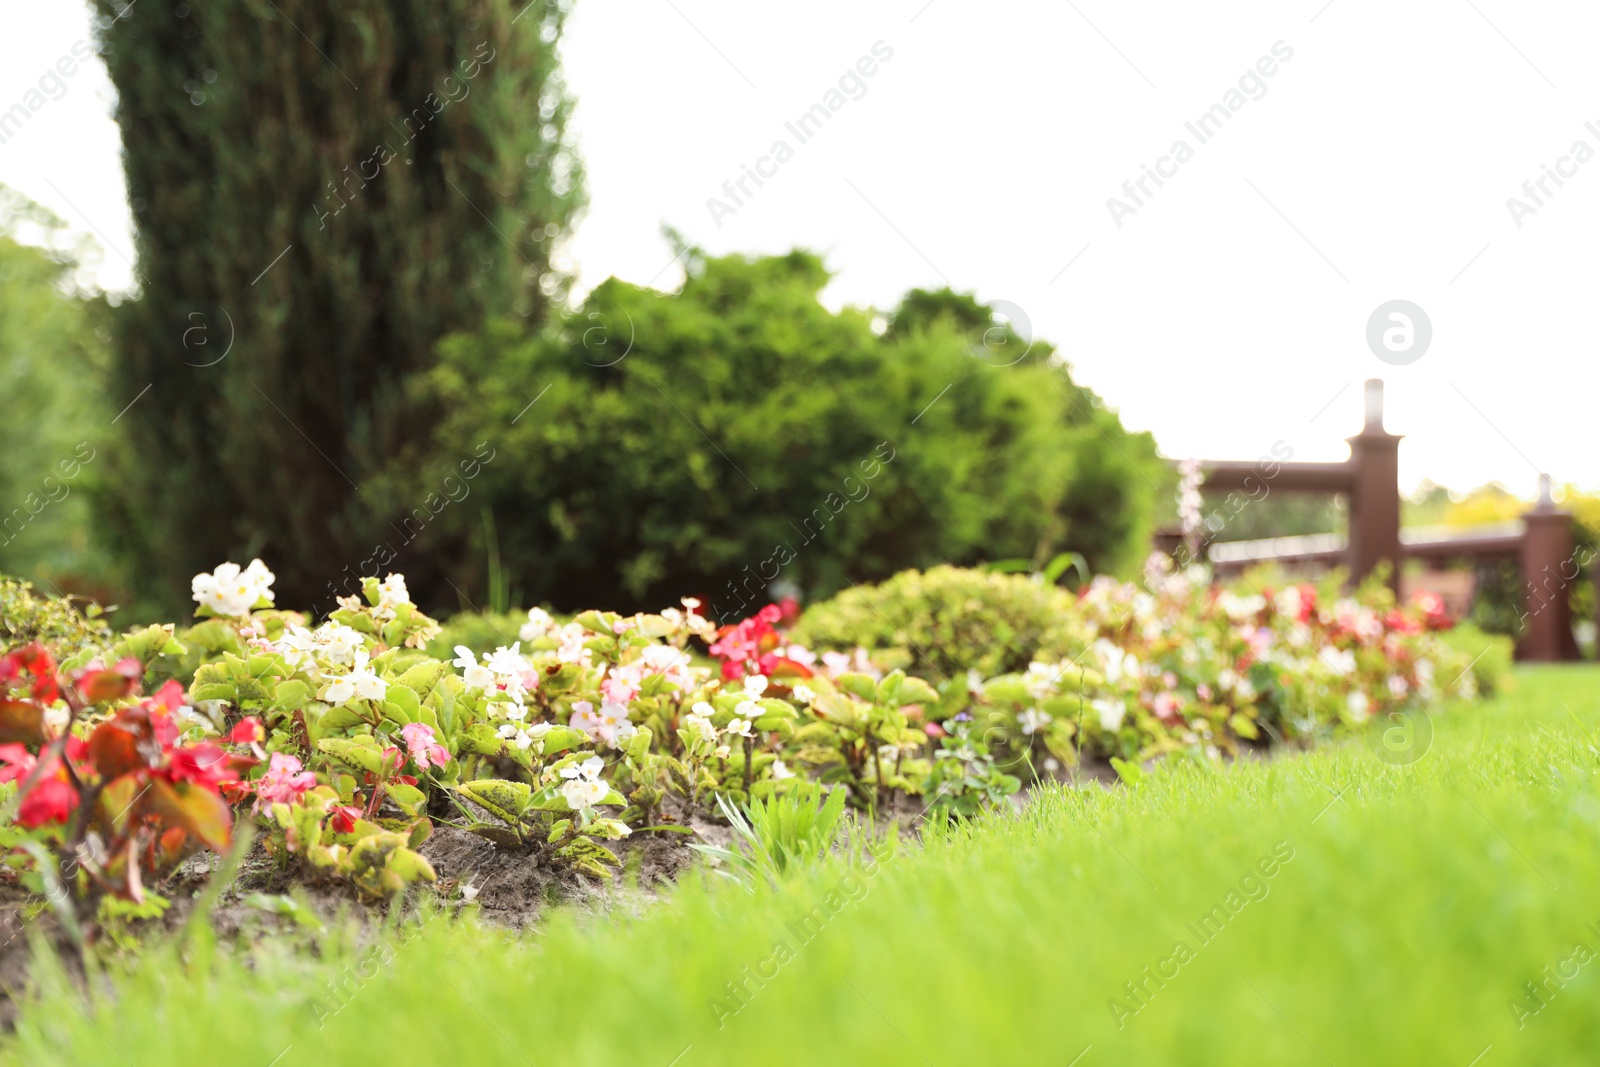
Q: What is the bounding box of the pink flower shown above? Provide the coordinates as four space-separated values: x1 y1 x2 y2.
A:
400 722 451 769
601 671 639 706
253 752 317 812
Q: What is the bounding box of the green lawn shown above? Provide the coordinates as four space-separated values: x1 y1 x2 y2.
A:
7 666 1600 1066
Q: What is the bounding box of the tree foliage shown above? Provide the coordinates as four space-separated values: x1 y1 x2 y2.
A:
397 249 1163 617
0 187 111 589
89 0 584 612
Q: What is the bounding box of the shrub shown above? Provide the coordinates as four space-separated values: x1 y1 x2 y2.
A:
0 576 112 660
393 251 1162 615
789 565 1087 680
1433 621 1514 696
425 609 549 662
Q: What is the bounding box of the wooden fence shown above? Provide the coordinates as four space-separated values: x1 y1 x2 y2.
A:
1154 380 1581 661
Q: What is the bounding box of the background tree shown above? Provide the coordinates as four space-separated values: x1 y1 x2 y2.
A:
0 187 113 594
400 249 1163 618
88 0 584 613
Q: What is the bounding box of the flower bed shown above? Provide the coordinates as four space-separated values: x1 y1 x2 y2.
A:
0 558 1496 937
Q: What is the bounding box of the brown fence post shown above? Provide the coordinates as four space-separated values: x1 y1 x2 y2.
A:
1345 380 1402 594
1519 475 1580 662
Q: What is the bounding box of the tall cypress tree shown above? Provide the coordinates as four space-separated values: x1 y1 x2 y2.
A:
90 0 583 612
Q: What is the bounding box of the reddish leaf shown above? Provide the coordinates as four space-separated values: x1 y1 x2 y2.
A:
0 699 47 746
97 773 147 836
143 779 232 853
124 836 144 905
156 826 189 867
88 718 148 780
76 669 137 705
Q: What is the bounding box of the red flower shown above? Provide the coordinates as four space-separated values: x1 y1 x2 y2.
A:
2 642 60 704
0 743 37 783
757 653 814 680
328 804 362 834
149 679 188 713
163 743 237 790
229 717 265 744
17 777 77 828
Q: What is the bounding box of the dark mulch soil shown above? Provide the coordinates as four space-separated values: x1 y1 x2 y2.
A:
0 816 731 1029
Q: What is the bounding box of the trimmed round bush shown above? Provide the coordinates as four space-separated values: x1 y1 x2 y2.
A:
788 565 1087 681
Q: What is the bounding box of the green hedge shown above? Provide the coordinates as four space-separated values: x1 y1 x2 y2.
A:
395 251 1163 615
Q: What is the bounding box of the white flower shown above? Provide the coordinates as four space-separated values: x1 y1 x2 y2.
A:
1322 649 1357 676
683 708 718 744
561 755 605 781
779 644 817 667
1348 690 1371 723
452 645 496 690
275 625 317 669
322 650 388 706
378 572 411 607
1023 661 1059 700
770 759 795 780
498 721 551 751
556 625 591 664
1092 698 1126 733
1018 708 1052 735
485 643 529 679
316 621 364 665
743 674 769 698
1387 675 1409 698
519 607 555 642
561 777 609 811
725 717 754 738
792 683 816 704
596 701 637 746
191 558 276 617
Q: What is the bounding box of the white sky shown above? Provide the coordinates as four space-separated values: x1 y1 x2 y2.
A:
3 0 1597 498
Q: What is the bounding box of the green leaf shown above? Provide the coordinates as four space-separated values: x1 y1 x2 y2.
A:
464 823 524 848
382 683 421 725
574 610 610 633
540 725 589 752
386 846 436 883
457 723 506 757
272 679 311 711
388 782 427 815
454 779 532 824
876 669 906 707
316 705 371 733
896 676 940 706
396 660 447 695
837 673 879 702
319 737 387 775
